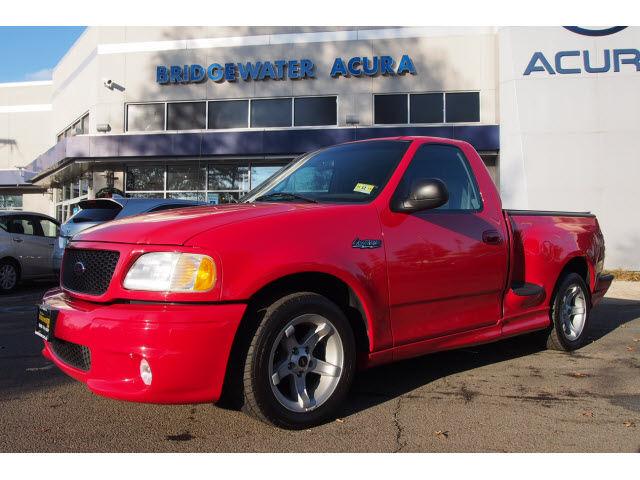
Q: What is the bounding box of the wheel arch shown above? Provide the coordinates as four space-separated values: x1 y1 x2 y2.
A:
242 271 371 354
558 255 592 291
218 271 371 409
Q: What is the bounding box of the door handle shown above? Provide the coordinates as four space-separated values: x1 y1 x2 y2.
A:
482 230 503 245
13 237 23 243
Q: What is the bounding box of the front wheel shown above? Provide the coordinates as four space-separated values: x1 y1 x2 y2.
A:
546 273 591 351
242 292 356 429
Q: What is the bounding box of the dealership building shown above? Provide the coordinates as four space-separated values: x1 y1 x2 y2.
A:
0 26 638 269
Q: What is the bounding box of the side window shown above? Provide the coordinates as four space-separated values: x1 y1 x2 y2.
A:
0 216 8 232
8 216 37 235
39 219 59 238
399 144 482 212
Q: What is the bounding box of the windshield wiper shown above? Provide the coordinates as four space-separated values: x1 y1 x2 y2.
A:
255 192 318 203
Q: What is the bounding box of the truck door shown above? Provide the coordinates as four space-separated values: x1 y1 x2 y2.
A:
380 143 509 346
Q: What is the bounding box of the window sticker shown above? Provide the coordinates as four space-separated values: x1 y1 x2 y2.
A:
354 183 375 194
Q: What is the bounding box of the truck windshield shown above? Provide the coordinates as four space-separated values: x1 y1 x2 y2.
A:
242 140 410 204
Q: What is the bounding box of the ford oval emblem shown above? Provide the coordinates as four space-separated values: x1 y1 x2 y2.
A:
73 262 86 276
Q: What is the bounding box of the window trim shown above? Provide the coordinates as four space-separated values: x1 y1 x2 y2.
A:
125 95 339 133
373 91 481 126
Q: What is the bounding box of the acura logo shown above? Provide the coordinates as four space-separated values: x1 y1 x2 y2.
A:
564 26 628 37
73 262 86 276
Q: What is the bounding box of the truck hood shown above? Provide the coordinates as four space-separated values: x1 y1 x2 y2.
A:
73 203 328 246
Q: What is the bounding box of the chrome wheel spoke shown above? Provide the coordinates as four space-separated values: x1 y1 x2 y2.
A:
280 325 298 352
272 359 292 386
293 375 314 409
310 359 341 377
301 322 332 353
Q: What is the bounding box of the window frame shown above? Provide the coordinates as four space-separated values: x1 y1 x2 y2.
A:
393 142 484 214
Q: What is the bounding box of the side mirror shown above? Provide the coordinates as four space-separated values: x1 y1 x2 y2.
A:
391 178 449 213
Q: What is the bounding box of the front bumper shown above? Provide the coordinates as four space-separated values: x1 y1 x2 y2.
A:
41 288 246 404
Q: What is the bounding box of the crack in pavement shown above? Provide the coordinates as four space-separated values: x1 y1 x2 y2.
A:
393 397 407 453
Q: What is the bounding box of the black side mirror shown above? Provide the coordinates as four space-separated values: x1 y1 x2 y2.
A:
391 178 449 213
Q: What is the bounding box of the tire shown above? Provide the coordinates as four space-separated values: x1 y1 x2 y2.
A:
546 273 591 351
0 259 19 294
242 292 356 429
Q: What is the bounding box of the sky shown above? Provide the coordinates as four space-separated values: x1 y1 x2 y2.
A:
0 26 86 83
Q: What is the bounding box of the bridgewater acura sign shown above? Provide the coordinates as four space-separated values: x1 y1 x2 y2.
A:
156 54 416 84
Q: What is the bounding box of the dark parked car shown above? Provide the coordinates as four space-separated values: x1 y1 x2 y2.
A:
0 211 60 292
52 197 207 273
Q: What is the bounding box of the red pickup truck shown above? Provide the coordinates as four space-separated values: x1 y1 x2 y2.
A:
37 137 613 429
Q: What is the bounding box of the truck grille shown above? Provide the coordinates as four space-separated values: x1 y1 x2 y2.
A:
49 337 92 372
61 249 120 295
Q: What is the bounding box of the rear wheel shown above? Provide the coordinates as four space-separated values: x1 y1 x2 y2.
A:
546 273 590 351
0 259 19 293
242 292 356 429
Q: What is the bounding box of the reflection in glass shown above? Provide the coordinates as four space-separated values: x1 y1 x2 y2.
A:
167 165 206 191
166 192 206 201
127 104 165 131
208 166 249 191
250 166 283 189
126 166 165 191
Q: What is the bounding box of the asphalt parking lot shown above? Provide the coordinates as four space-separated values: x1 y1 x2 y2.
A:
0 280 638 453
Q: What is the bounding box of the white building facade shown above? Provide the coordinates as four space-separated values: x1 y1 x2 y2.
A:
0 26 637 269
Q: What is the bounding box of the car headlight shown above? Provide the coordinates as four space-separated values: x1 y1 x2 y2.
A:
123 252 216 292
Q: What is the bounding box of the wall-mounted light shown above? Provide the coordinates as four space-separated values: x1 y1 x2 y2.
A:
103 78 114 89
96 124 111 133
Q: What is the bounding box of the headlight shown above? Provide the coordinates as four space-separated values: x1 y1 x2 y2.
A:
123 252 216 292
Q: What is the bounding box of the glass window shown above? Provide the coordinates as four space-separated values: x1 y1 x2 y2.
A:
251 98 292 128
8 216 36 235
127 104 165 132
294 97 337 127
207 192 242 204
243 140 410 204
0 195 22 210
208 165 250 191
398 144 482 212
166 192 206 202
81 178 89 196
167 165 206 191
374 94 408 124
167 102 206 130
250 166 283 189
126 192 164 199
410 93 444 124
208 100 249 129
446 92 480 123
126 166 165 191
39 219 59 238
0 216 7 231
71 179 80 198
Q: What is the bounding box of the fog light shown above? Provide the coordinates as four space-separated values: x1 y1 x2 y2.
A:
140 359 152 386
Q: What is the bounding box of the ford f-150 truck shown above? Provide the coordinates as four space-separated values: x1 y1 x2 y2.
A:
37 137 613 429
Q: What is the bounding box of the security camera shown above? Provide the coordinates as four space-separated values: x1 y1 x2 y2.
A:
103 79 113 89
